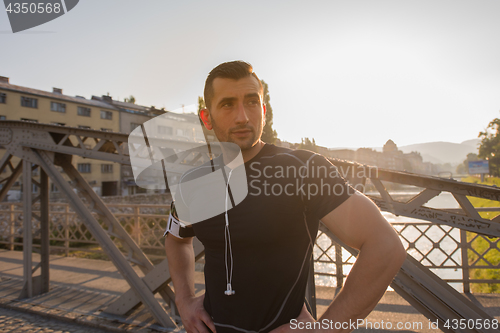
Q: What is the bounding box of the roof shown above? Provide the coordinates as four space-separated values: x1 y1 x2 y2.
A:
111 99 150 112
0 82 118 110
91 95 153 115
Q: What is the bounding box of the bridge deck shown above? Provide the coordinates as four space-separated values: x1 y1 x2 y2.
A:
0 250 498 332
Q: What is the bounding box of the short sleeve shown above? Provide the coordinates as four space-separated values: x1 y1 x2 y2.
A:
302 154 356 221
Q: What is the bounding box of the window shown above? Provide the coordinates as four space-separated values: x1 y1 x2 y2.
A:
100 110 112 120
77 163 91 173
50 183 59 193
158 125 173 135
101 128 112 132
77 106 91 117
32 184 38 193
21 96 38 108
78 125 91 129
20 118 38 123
0 93 6 104
130 123 141 132
0 116 5 120
51 101 66 113
101 164 113 173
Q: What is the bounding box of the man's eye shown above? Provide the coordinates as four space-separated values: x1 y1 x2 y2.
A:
248 100 259 105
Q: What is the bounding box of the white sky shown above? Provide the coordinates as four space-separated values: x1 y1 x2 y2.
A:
1 0 499 149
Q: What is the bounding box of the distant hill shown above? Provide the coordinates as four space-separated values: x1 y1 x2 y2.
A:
461 139 481 149
399 139 480 165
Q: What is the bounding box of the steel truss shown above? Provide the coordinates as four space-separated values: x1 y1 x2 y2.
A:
1 120 499 331
320 224 497 333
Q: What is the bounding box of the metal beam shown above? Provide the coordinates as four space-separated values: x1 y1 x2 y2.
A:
56 154 178 310
370 197 500 237
105 237 205 317
0 158 22 202
20 160 33 299
57 154 154 271
31 148 177 329
320 223 497 333
40 168 50 294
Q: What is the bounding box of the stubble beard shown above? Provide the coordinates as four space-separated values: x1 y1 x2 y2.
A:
210 117 263 152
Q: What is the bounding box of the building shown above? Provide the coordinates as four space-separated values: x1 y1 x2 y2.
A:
0 76 121 199
328 139 436 175
0 76 223 199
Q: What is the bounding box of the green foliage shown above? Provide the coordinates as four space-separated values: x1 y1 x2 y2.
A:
468 232 500 293
462 176 500 292
478 118 500 176
124 95 136 104
298 137 317 152
197 96 206 113
260 80 278 144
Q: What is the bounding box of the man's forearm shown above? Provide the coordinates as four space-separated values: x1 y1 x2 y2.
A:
318 233 406 332
164 235 197 303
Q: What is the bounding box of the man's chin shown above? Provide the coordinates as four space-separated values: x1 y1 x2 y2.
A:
230 139 258 151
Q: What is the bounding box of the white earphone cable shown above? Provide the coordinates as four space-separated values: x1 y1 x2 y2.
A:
224 169 235 295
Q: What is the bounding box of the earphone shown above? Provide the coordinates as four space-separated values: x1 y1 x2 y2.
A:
225 283 235 295
224 168 235 296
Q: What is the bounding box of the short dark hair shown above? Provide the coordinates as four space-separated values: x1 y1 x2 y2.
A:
203 61 263 110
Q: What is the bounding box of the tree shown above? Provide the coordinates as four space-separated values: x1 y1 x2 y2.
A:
478 118 500 176
124 95 136 104
260 80 278 144
456 153 479 174
298 137 317 152
197 96 206 114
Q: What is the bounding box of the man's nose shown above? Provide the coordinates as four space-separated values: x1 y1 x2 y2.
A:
234 102 249 124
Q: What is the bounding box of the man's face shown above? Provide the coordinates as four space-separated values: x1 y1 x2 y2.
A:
203 75 265 151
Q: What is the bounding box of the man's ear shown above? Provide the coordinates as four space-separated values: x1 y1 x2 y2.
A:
262 103 267 125
200 108 213 130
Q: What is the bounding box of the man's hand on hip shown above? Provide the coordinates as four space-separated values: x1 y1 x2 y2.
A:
269 304 317 333
177 293 216 333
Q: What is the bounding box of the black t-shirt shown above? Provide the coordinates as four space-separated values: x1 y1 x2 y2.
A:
188 144 354 333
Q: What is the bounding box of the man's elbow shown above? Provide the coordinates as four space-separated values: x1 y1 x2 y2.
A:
385 232 407 269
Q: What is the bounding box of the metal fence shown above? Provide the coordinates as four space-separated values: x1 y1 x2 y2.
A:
314 222 500 293
1 203 499 292
0 203 169 257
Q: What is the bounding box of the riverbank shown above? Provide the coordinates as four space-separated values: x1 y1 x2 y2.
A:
461 176 500 293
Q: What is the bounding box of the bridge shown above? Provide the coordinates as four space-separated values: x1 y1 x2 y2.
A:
0 120 499 332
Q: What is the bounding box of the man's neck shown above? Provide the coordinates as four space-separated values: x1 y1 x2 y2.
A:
242 140 265 163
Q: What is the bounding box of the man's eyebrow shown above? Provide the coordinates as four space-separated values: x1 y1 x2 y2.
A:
244 93 260 99
217 97 236 106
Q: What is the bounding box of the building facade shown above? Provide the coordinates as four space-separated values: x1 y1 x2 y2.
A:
0 76 121 199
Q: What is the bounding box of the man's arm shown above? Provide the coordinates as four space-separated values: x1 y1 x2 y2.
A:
164 234 216 333
317 191 407 330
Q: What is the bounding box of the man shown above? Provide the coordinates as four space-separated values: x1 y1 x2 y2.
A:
165 61 406 333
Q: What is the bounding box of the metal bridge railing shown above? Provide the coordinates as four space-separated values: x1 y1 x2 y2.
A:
1 202 498 292
314 223 500 293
